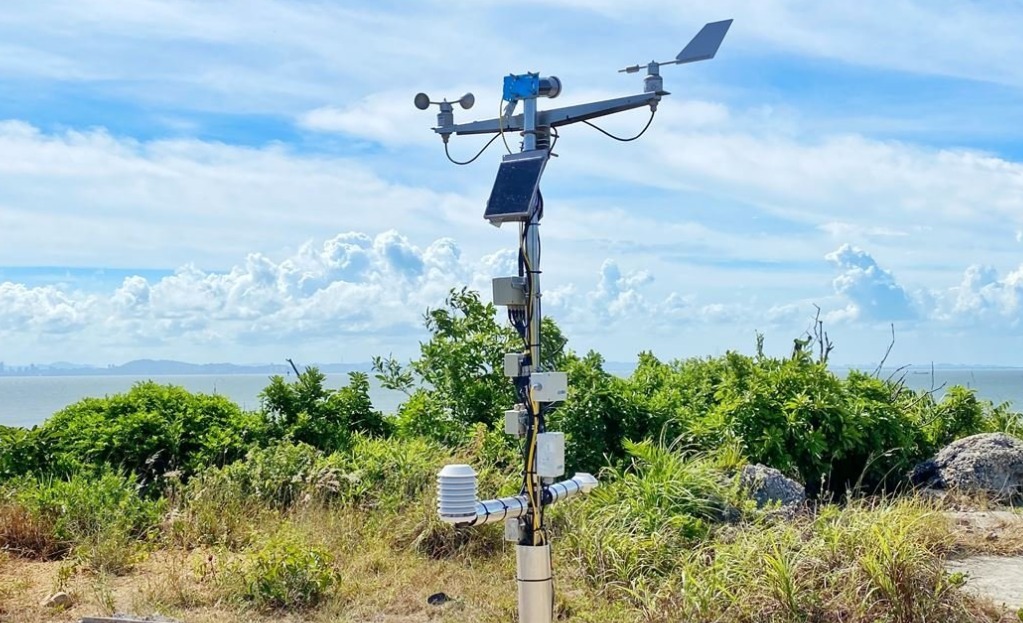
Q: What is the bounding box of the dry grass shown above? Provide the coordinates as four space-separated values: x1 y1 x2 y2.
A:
0 503 59 559
0 501 627 623
2 488 1020 622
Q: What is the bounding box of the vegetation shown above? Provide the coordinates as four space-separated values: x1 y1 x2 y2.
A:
1 287 1022 622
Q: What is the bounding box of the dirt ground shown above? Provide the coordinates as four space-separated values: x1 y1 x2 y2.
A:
946 509 1023 615
0 547 521 623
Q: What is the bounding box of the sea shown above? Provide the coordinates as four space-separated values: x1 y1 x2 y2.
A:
1 367 1022 429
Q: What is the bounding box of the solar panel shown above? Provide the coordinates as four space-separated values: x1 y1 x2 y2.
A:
484 151 548 223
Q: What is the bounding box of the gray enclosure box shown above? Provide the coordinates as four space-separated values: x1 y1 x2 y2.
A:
493 276 527 306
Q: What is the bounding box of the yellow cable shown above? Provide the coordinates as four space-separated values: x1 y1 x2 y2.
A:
498 98 513 155
519 228 542 545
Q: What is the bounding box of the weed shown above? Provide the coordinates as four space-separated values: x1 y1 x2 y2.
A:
51 559 78 594
90 574 117 615
225 527 339 610
0 470 163 560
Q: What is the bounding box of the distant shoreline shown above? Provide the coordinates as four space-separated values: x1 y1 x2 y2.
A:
1 359 1020 378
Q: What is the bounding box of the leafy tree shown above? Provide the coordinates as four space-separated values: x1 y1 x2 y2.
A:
373 288 568 433
260 369 389 452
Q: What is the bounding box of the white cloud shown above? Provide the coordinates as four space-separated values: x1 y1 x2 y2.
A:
937 264 1023 326
519 0 1023 88
1 231 477 359
824 244 915 322
299 93 436 146
0 121 493 269
0 282 93 334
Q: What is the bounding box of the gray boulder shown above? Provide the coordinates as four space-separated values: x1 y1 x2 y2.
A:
40 591 73 609
911 433 1023 498
740 464 805 509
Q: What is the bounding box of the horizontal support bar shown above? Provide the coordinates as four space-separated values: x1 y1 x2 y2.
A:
459 473 599 527
434 93 665 136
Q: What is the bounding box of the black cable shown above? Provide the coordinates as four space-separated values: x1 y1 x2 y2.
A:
581 109 655 142
444 133 501 165
547 126 560 155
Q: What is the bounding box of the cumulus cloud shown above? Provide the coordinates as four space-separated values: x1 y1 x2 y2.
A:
824 244 916 322
0 282 93 334
0 232 473 354
939 264 1023 325
587 260 653 321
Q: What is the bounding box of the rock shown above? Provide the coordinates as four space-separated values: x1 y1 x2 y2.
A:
40 591 73 609
739 464 805 510
912 433 1023 498
427 592 452 606
946 555 1023 611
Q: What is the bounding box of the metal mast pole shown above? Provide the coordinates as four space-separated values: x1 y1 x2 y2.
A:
421 19 732 623
516 93 554 623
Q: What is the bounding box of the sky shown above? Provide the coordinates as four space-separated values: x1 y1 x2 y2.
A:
2 0 1023 367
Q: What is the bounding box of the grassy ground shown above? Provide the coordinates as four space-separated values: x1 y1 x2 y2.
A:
2 497 1021 623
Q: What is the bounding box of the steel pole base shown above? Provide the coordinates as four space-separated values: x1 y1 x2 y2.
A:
516 544 553 623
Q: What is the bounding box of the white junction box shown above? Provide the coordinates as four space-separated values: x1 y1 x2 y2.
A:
504 352 525 378
505 408 526 437
529 371 568 403
536 432 565 478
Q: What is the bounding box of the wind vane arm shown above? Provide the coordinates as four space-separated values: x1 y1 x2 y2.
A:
433 91 665 137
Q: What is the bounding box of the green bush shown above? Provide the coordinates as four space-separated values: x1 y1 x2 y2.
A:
334 435 449 510
987 401 1023 438
33 381 266 484
392 389 465 446
548 351 653 474
190 436 451 513
923 386 987 449
0 425 41 480
0 469 163 562
261 369 390 452
194 442 328 509
229 528 339 610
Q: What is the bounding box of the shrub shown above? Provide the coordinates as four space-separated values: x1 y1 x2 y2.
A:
338 435 450 510
228 528 339 610
33 382 266 485
0 425 42 480
187 436 450 514
548 351 653 474
0 469 163 564
194 442 327 509
987 402 1023 438
392 389 466 446
261 369 390 452
373 288 568 434
923 386 987 449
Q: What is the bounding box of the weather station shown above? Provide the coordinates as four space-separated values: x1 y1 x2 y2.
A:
417 19 733 623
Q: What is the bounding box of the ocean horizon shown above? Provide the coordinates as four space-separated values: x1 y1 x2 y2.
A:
2 365 1021 430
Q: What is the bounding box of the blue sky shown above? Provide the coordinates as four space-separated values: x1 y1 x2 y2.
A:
2 0 1023 367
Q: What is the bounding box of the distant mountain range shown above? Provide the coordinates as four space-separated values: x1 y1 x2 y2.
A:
0 359 372 377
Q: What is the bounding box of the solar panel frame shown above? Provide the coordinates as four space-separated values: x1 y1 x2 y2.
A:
483 151 548 223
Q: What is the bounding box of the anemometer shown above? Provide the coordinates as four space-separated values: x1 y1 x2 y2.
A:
419 19 732 623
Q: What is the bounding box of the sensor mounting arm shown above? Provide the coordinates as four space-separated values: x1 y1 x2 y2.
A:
433 91 664 137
